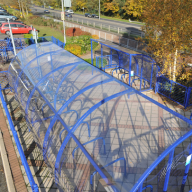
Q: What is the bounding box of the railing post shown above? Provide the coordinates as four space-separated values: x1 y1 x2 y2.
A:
163 149 174 192
150 64 154 89
180 142 192 191
140 67 143 91
101 44 103 68
184 87 191 109
91 40 93 65
94 22 95 28
100 24 102 29
138 182 143 192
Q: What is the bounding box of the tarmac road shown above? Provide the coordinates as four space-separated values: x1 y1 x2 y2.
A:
31 7 144 36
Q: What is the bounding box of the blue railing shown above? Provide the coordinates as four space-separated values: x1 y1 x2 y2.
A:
156 75 192 108
0 72 39 192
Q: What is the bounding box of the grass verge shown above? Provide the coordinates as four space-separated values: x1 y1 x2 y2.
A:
75 11 144 25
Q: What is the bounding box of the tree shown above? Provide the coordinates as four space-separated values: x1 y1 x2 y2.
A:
104 0 120 16
141 0 192 81
122 0 144 18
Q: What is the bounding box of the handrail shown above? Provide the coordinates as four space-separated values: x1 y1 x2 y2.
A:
90 157 126 185
0 84 39 192
72 137 106 159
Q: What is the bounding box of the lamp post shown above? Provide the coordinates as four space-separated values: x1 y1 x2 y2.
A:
61 0 66 44
99 0 100 20
7 18 16 56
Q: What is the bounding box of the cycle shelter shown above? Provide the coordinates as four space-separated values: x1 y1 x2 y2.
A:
7 41 192 192
91 39 160 92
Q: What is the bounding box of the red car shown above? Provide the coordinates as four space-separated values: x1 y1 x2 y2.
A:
0 22 34 35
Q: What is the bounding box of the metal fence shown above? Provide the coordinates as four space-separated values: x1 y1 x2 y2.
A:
0 36 65 63
49 13 144 39
91 39 159 91
43 16 148 54
156 75 192 108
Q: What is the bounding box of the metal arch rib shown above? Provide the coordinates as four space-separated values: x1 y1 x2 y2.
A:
14 49 64 94
25 61 83 125
54 88 134 185
43 78 113 160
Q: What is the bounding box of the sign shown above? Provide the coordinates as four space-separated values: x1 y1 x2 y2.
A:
64 0 71 7
186 154 192 166
131 71 134 76
61 12 65 20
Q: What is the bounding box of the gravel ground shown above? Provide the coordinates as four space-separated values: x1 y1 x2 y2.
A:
0 153 8 192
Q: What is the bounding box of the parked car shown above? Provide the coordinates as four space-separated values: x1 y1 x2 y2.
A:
0 12 12 16
66 9 74 14
91 14 99 18
0 18 23 23
44 10 50 13
85 13 91 17
87 14 92 18
49 6 54 10
0 22 35 35
65 13 72 18
0 15 17 21
0 9 6 12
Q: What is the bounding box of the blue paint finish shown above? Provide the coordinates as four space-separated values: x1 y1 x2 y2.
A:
0 85 39 192
130 129 192 192
72 137 106 159
180 143 192 191
163 149 174 191
142 185 153 192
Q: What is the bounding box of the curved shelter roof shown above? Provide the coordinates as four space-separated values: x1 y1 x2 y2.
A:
8 42 192 192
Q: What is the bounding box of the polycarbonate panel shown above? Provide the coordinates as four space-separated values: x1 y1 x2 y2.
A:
7 42 192 192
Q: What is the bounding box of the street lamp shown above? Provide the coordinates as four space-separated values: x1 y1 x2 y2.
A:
99 0 100 20
61 0 66 44
7 18 16 56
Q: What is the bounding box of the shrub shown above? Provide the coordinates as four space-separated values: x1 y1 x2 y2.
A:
66 27 83 37
65 44 81 56
81 31 91 36
91 34 99 39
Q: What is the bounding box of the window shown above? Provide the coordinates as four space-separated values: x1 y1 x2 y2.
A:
4 24 9 27
10 24 17 27
17 24 25 28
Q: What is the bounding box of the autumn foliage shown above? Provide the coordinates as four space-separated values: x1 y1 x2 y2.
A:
65 44 81 56
140 0 192 82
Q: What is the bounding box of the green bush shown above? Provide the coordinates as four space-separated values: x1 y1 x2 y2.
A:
66 35 98 55
24 34 42 45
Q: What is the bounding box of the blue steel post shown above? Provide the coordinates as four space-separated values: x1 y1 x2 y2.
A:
101 44 103 68
0 85 39 192
150 63 154 89
180 142 192 191
140 67 143 91
138 181 143 192
184 87 191 109
163 149 174 192
169 80 173 99
129 54 132 86
91 39 93 65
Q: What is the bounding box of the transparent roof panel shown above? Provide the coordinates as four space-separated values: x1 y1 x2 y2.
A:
8 42 192 192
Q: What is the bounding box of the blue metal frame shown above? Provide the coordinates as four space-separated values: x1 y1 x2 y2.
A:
91 39 156 90
0 84 39 192
6 38 192 192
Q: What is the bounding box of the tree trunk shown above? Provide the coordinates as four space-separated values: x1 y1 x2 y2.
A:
173 49 178 81
21 1 25 18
